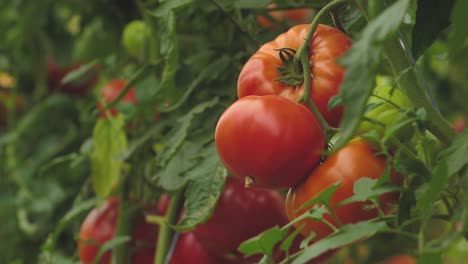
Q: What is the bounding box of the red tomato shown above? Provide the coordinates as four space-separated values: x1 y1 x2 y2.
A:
98 79 137 118
257 4 313 29
168 232 229 264
47 59 99 95
285 139 400 240
78 198 157 264
238 24 351 127
452 115 466 134
380 255 415 264
193 177 288 260
215 95 324 189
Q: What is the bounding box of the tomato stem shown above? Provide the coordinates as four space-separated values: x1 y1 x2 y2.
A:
383 37 455 145
154 190 185 264
113 189 139 264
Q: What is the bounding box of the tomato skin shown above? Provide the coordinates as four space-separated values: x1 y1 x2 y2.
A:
257 4 312 29
47 60 98 96
122 20 150 59
215 95 324 189
285 139 400 240
452 115 466 134
78 198 157 264
238 24 351 127
193 177 288 259
98 79 137 118
168 232 229 264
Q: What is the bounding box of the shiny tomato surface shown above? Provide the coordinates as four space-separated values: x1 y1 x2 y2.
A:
238 24 351 127
285 139 400 240
215 95 324 189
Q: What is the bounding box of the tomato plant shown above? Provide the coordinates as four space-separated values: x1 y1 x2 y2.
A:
98 79 137 118
237 24 351 127
215 95 324 189
193 177 287 260
78 198 157 264
285 139 401 240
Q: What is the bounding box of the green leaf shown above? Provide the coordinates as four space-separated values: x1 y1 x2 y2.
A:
291 221 386 264
412 0 455 59
234 0 270 8
238 226 286 258
437 128 468 176
92 236 131 264
157 97 219 168
158 11 178 99
297 182 341 211
60 60 99 86
149 0 193 17
336 177 400 207
448 0 468 57
416 161 449 212
90 115 128 197
417 251 442 264
334 0 411 150
175 144 227 230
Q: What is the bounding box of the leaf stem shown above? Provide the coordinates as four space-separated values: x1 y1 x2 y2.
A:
383 38 455 145
113 188 139 264
154 190 185 264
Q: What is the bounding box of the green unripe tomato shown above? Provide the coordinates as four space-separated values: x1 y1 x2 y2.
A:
122 20 154 60
359 85 413 140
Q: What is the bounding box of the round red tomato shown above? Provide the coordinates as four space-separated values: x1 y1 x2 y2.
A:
98 79 137 118
215 95 324 189
238 24 351 127
47 59 99 95
168 232 229 264
257 4 313 29
193 177 288 260
285 139 401 240
78 198 157 264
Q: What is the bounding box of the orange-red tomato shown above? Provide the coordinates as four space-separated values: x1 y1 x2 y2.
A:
78 198 157 264
168 232 229 264
215 95 325 189
285 139 400 240
98 79 137 118
257 4 313 29
238 24 351 127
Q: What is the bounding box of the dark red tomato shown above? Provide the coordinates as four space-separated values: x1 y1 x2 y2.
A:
215 95 324 189
193 177 288 260
47 59 99 95
168 232 229 264
285 139 401 240
379 255 415 264
238 24 351 127
257 4 312 29
78 198 157 264
98 79 137 118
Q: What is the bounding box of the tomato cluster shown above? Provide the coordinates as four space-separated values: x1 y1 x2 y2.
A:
215 21 403 262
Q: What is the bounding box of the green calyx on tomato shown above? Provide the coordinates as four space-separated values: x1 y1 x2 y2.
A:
238 24 351 127
359 84 414 140
215 95 325 189
122 20 155 61
285 139 401 240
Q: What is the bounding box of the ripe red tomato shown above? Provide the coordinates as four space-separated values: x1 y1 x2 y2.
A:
238 24 351 127
98 79 137 118
78 198 157 264
257 4 313 29
215 95 324 189
285 139 400 240
192 177 288 260
47 59 99 95
452 115 466 134
168 232 229 264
